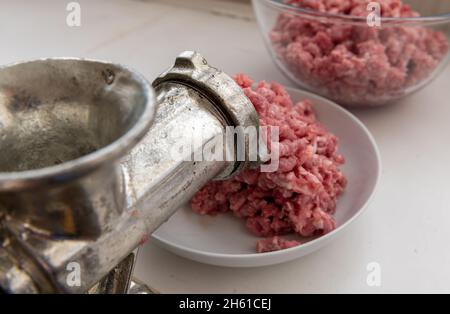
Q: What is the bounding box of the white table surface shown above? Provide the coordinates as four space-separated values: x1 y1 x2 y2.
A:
2 0 449 293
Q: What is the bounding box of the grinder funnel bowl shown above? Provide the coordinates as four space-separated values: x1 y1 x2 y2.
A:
0 58 155 238
0 52 260 293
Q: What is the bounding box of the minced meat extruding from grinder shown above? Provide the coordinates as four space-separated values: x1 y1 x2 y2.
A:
191 74 347 253
270 0 449 106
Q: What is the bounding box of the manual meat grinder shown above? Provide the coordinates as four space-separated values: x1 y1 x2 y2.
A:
0 51 261 293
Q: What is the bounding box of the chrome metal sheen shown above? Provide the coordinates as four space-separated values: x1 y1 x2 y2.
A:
0 52 259 293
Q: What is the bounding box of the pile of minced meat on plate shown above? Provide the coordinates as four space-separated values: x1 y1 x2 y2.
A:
191 74 347 253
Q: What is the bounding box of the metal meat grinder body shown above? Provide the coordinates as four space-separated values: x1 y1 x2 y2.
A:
0 51 260 293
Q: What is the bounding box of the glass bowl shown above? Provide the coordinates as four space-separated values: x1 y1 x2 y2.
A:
252 0 450 107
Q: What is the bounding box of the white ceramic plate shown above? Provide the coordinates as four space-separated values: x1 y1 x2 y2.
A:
152 87 381 267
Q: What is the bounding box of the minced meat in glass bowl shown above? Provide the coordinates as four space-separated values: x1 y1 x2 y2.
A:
252 0 450 107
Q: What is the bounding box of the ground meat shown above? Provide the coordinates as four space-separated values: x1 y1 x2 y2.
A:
191 74 347 253
271 0 449 106
256 236 301 253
